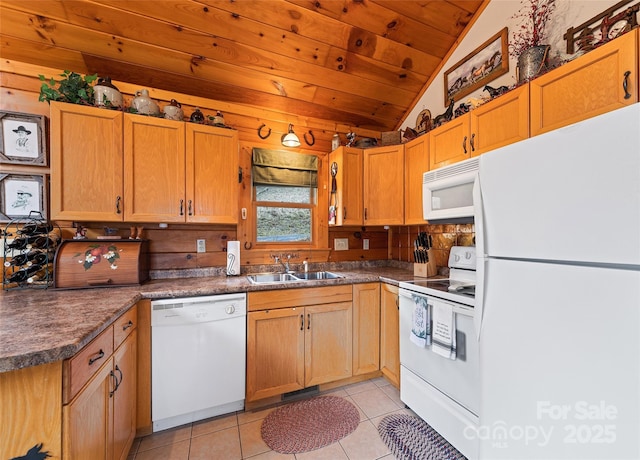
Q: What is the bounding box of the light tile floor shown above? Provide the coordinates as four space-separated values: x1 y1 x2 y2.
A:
127 377 417 460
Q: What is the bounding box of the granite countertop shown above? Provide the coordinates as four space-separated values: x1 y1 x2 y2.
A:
0 265 417 373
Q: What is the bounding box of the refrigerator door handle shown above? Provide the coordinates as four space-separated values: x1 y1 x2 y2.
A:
472 172 485 341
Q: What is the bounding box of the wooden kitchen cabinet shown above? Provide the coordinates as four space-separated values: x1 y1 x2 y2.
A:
469 83 529 155
430 84 529 169
123 115 239 223
246 286 352 402
186 123 239 224
123 114 186 222
530 29 638 136
50 102 124 221
404 134 429 224
380 283 400 388
363 144 404 225
328 146 363 226
352 283 380 376
62 307 137 460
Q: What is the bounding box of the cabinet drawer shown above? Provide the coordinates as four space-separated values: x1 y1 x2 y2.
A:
63 326 114 403
114 305 137 350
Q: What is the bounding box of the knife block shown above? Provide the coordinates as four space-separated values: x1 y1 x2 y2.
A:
413 249 437 277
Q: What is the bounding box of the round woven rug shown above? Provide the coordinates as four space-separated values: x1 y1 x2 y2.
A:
378 414 466 460
261 396 360 454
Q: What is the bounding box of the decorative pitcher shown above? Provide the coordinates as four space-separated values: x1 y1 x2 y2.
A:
131 89 160 115
163 99 184 121
517 45 550 83
93 77 123 108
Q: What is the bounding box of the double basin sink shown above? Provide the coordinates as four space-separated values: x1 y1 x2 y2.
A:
247 271 343 284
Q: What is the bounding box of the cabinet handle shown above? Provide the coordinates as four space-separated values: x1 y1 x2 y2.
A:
115 196 121 214
462 136 468 154
307 313 311 330
623 70 632 99
188 200 193 216
179 199 184 216
88 349 105 365
343 207 347 219
122 320 134 331
364 208 368 221
115 364 123 391
109 369 119 397
300 314 304 331
396 298 399 309
470 133 476 151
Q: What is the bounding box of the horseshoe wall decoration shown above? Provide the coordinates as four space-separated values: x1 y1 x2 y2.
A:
257 124 271 139
304 130 315 146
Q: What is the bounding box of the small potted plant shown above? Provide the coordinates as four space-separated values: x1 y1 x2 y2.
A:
38 70 98 105
509 0 556 82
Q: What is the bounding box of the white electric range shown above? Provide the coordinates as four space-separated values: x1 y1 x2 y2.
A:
398 246 479 459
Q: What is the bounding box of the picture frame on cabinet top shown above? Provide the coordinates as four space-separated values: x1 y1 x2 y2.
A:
443 27 509 105
0 173 47 222
0 111 47 166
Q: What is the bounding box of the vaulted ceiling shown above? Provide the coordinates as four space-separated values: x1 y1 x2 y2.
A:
0 0 485 131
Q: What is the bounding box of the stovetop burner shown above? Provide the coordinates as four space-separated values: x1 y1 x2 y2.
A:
399 246 477 307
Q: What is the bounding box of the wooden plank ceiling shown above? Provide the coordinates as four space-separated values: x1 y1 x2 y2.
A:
0 0 484 131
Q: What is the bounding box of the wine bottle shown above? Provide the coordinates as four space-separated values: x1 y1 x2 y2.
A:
6 236 39 250
30 235 60 249
3 250 41 267
5 264 42 283
17 223 54 235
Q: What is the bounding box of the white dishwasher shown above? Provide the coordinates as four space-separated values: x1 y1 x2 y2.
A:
151 293 246 432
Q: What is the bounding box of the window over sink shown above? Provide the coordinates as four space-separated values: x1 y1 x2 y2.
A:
251 148 318 244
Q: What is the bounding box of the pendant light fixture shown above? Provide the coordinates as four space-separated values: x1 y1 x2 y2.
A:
281 124 301 148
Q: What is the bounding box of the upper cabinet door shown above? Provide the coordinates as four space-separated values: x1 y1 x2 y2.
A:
530 29 638 136
429 114 471 170
50 102 124 221
328 146 363 226
403 135 429 225
123 115 186 222
185 124 239 224
470 84 530 156
363 145 404 225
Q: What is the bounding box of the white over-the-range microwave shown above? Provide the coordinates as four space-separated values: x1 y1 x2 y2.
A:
422 157 479 222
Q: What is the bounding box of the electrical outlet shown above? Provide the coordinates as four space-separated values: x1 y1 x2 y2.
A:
334 238 349 251
363 239 369 250
196 239 206 253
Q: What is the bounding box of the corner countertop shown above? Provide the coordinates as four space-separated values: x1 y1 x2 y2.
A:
0 265 417 373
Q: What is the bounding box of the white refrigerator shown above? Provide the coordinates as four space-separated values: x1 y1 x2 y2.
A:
474 104 640 459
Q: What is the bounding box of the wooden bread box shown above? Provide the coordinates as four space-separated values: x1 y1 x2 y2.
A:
54 239 149 289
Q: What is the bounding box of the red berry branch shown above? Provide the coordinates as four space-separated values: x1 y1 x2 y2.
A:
509 0 557 59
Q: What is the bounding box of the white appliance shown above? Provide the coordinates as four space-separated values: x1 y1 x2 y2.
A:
151 293 247 432
475 104 640 459
423 157 479 221
399 246 480 459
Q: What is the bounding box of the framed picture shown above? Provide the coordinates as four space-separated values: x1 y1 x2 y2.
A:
443 28 509 105
0 111 47 166
0 173 47 221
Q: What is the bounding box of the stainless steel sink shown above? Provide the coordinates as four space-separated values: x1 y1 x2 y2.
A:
247 273 299 284
292 271 343 280
247 271 343 284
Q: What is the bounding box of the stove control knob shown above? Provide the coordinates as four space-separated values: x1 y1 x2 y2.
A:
465 252 472 259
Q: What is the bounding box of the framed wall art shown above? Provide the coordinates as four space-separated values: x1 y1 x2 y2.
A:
0 173 47 221
0 111 47 166
443 27 509 105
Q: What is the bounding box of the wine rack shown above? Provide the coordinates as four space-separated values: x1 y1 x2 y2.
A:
2 212 60 290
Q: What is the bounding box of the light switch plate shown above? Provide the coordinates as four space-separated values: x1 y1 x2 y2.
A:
334 238 349 251
196 239 206 253
363 239 369 250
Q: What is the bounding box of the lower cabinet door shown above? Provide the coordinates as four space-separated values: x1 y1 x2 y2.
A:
305 302 353 386
112 331 137 460
63 358 113 460
246 308 305 402
380 284 400 388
